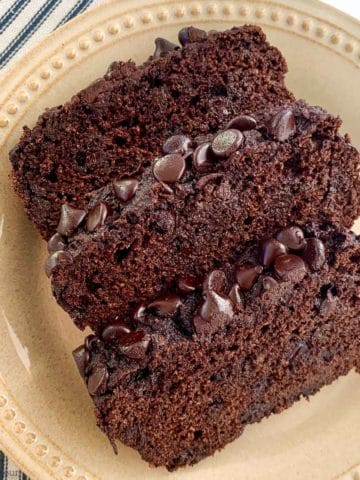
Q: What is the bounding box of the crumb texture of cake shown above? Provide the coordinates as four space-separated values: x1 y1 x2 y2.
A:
48 101 360 332
72 225 360 470
10 25 294 239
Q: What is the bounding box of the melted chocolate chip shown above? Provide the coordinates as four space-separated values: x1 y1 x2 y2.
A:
199 291 233 322
163 135 192 155
229 284 243 306
87 366 109 396
270 108 296 142
302 238 326 271
72 345 90 378
47 233 66 253
113 178 139 202
119 331 151 360
147 294 181 315
57 204 86 236
274 254 307 283
193 142 213 172
153 38 179 58
102 321 131 342
236 263 263 289
177 275 198 294
203 270 226 294
45 250 72 277
226 115 257 131
86 202 108 232
178 26 207 46
153 154 186 183
211 129 243 158
276 226 306 251
259 238 287 266
85 334 101 351
262 276 279 291
132 303 147 322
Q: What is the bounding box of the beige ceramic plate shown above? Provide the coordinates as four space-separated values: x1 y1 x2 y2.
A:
0 0 360 479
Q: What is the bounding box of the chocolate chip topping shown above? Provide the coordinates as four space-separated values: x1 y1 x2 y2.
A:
259 238 287 267
113 178 139 203
226 115 257 131
86 202 108 232
118 331 151 360
163 135 192 155
85 334 100 351
132 303 147 322
273 254 307 283
177 275 198 294
193 291 234 334
178 26 207 46
45 250 72 277
262 276 279 291
47 233 66 253
72 345 90 378
236 263 263 289
87 366 109 396
270 108 296 142
102 321 131 342
148 294 182 315
302 238 326 271
153 154 186 183
193 142 213 172
229 284 243 306
211 129 243 158
276 226 306 251
153 38 179 59
203 270 226 294
57 204 86 236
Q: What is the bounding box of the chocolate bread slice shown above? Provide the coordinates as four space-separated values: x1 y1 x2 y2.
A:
72 224 360 470
10 25 294 239
48 101 360 332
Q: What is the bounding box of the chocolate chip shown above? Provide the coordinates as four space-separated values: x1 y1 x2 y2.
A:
236 263 263 289
45 250 72 277
85 334 101 351
226 115 257 131
147 294 181 315
273 254 307 283
86 202 108 232
199 291 233 322
302 238 326 271
178 26 207 46
163 135 192 155
262 276 279 291
229 284 243 306
177 275 198 294
113 178 139 202
153 154 186 183
153 38 179 58
102 321 131 342
87 366 109 396
270 108 296 142
203 270 226 294
193 142 213 172
57 204 86 236
211 129 243 158
47 233 66 253
276 226 306 251
259 238 287 266
132 303 147 322
119 331 151 360
72 345 90 378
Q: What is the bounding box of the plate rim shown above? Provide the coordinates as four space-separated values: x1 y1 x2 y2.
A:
0 0 359 478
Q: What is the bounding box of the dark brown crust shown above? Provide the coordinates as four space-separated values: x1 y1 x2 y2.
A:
50 101 360 332
10 25 294 239
76 226 360 470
